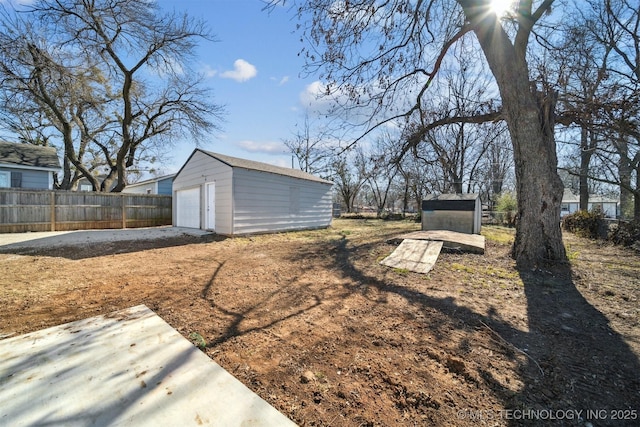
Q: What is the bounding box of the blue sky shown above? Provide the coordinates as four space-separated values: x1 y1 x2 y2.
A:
156 0 318 174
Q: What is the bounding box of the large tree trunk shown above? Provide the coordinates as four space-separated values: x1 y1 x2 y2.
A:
635 164 640 221
451 177 463 194
579 127 591 211
59 157 73 190
112 154 128 192
617 141 633 219
509 89 566 266
466 6 566 267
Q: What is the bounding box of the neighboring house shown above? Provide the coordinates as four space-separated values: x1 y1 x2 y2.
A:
173 149 333 235
561 189 619 218
0 141 60 190
76 175 111 192
588 195 619 218
76 177 93 192
122 174 175 195
560 189 579 217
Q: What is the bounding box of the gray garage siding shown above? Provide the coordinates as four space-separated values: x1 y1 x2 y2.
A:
173 149 333 235
232 168 332 235
172 151 233 234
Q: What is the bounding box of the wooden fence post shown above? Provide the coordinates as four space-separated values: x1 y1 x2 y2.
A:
50 191 56 231
121 194 126 229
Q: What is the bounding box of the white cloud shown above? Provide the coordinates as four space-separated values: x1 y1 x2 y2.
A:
300 79 421 127
202 64 218 78
236 140 287 154
269 157 292 168
220 59 257 82
269 75 290 86
299 81 343 116
300 81 324 109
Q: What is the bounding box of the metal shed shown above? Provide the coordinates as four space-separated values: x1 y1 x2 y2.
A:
172 149 333 235
421 193 482 235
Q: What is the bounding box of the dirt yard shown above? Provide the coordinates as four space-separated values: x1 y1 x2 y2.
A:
1 219 639 426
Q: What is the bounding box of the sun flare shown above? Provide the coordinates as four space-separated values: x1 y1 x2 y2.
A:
489 0 514 17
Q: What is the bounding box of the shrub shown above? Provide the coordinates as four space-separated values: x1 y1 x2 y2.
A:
608 220 640 248
495 192 517 211
381 212 406 221
494 192 518 227
340 212 370 220
562 209 604 239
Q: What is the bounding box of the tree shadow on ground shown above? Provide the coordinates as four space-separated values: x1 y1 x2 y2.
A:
200 259 323 348
192 227 639 426
510 266 640 426
326 235 640 426
0 307 208 426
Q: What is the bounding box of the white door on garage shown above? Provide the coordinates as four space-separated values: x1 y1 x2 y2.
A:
205 182 215 230
176 187 200 228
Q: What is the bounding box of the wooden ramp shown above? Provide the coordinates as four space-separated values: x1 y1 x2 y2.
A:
393 230 485 254
380 239 443 274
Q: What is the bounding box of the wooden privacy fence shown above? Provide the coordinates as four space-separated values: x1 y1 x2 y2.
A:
0 189 172 233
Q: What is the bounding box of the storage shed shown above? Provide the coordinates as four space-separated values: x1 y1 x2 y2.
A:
172 149 333 235
422 193 482 234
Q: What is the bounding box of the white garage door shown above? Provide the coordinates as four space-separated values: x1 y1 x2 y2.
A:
176 187 200 228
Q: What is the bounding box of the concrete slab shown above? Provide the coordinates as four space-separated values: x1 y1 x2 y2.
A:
0 305 297 427
380 239 443 274
393 230 485 254
0 226 213 250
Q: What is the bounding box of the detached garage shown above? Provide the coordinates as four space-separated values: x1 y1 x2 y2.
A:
173 149 333 235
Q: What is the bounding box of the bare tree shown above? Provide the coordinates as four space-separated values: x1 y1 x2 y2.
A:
553 24 611 211
392 151 436 214
582 0 640 219
0 0 224 191
270 0 573 266
407 119 499 196
328 146 368 213
402 39 501 195
364 132 402 216
475 127 513 208
283 114 332 176
0 16 111 190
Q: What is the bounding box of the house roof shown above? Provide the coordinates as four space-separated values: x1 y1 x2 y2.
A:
562 189 579 203
562 189 618 204
127 173 176 187
562 188 618 204
589 196 618 204
0 141 60 170
186 149 333 185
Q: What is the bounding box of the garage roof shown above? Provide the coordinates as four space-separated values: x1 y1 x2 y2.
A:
181 149 333 185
